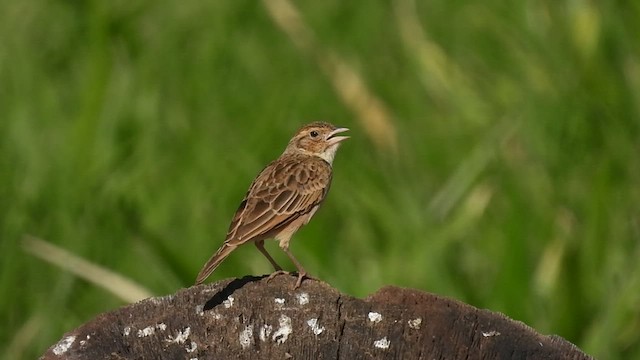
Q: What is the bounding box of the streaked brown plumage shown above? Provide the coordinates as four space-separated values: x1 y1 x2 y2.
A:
195 122 349 288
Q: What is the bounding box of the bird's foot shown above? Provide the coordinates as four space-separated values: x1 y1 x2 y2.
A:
266 270 314 289
266 270 290 282
294 271 318 289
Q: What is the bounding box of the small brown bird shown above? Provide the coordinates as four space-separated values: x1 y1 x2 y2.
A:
195 122 349 288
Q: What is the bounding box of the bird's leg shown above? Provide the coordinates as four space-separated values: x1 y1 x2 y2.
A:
257 240 290 282
255 240 284 271
282 247 313 289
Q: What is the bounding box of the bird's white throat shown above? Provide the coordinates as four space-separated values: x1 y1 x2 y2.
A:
318 143 341 164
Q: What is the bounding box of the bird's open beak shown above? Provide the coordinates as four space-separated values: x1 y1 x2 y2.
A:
327 127 350 145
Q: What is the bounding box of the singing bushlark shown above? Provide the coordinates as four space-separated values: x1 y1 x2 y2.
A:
195 122 349 288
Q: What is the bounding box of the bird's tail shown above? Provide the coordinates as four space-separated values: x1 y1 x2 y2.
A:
195 244 237 285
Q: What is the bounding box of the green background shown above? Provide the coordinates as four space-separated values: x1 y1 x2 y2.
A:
2 0 639 358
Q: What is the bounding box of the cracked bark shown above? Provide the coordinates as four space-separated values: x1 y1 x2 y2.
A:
41 275 593 360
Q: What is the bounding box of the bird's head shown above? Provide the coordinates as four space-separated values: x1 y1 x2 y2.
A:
284 122 350 164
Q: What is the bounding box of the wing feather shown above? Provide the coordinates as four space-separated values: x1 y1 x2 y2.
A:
225 154 331 246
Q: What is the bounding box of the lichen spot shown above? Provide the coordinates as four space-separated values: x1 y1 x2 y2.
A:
482 330 501 337
123 326 131 336
374 337 390 349
137 326 155 337
166 327 191 344
186 341 198 353
408 317 422 329
274 298 286 308
79 335 91 346
223 296 235 308
296 292 309 305
260 324 273 342
137 323 166 337
272 315 293 344
52 336 76 355
368 312 382 323
306 318 325 335
239 325 254 349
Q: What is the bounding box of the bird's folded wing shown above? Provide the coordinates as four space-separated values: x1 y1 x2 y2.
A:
225 156 332 245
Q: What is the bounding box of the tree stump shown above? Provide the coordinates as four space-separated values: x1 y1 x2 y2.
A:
40 274 593 359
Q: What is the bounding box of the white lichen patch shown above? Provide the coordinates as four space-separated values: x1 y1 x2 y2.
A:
123 326 131 336
52 335 76 355
239 325 254 349
408 318 422 329
195 305 204 316
482 330 501 337
137 323 167 337
306 318 325 335
79 335 91 346
272 315 293 344
296 292 309 305
211 312 222 320
137 326 155 337
368 312 382 323
166 327 191 344
186 341 197 353
274 298 286 308
259 324 273 342
374 337 390 349
223 296 235 308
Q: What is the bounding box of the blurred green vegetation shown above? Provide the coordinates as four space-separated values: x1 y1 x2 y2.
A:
1 0 639 358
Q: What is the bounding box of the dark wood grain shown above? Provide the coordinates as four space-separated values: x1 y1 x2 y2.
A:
40 275 593 360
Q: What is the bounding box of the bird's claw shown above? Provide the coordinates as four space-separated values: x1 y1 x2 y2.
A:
266 270 314 289
295 272 319 289
267 270 290 282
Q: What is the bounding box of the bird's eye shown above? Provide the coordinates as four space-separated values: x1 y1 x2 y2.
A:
310 130 319 138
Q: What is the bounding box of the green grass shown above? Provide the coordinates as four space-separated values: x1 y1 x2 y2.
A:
2 0 639 358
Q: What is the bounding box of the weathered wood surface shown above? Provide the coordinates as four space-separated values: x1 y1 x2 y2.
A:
41 275 593 359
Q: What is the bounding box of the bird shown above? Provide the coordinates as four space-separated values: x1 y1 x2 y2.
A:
195 121 349 289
